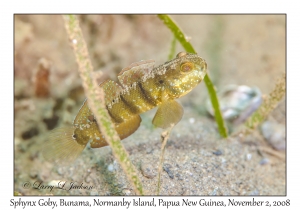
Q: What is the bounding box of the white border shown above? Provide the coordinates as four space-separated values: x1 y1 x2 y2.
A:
3 0 298 209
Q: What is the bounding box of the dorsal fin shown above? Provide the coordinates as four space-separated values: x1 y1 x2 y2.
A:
100 79 123 103
118 59 155 87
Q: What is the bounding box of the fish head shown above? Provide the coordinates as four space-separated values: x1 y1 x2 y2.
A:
164 52 207 99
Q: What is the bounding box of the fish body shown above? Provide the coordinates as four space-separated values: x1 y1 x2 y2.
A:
43 52 207 163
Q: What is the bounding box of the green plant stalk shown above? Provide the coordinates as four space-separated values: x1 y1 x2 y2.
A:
63 15 143 195
245 73 286 129
168 35 177 60
205 16 224 85
158 14 228 138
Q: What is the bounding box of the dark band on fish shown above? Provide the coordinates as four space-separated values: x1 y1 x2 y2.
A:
137 82 157 107
119 94 139 114
106 105 122 123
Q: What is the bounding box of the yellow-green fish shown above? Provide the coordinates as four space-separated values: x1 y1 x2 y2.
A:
43 52 207 163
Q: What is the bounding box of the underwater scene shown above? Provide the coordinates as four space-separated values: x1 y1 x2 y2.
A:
14 15 285 195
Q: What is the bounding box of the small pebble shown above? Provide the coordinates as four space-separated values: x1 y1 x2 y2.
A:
213 150 223 156
189 118 195 124
107 164 115 172
30 151 38 160
246 153 252 160
122 188 135 195
29 170 38 179
21 127 39 140
141 163 156 179
221 158 227 163
248 189 260 195
175 173 184 180
146 148 153 154
259 158 269 165
210 187 218 195
48 180 61 187
38 170 49 181
90 189 99 196
57 167 65 175
163 164 174 179
15 137 21 146
261 121 286 150
85 176 92 183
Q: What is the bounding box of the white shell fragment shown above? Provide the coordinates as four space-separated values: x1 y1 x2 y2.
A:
260 121 286 150
206 84 262 125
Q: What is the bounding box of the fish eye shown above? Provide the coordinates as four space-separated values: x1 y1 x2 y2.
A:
180 62 194 73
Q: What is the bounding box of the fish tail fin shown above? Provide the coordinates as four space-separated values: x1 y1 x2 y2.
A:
42 126 85 165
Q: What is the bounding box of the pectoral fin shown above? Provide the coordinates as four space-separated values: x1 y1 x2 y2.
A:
152 100 183 129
